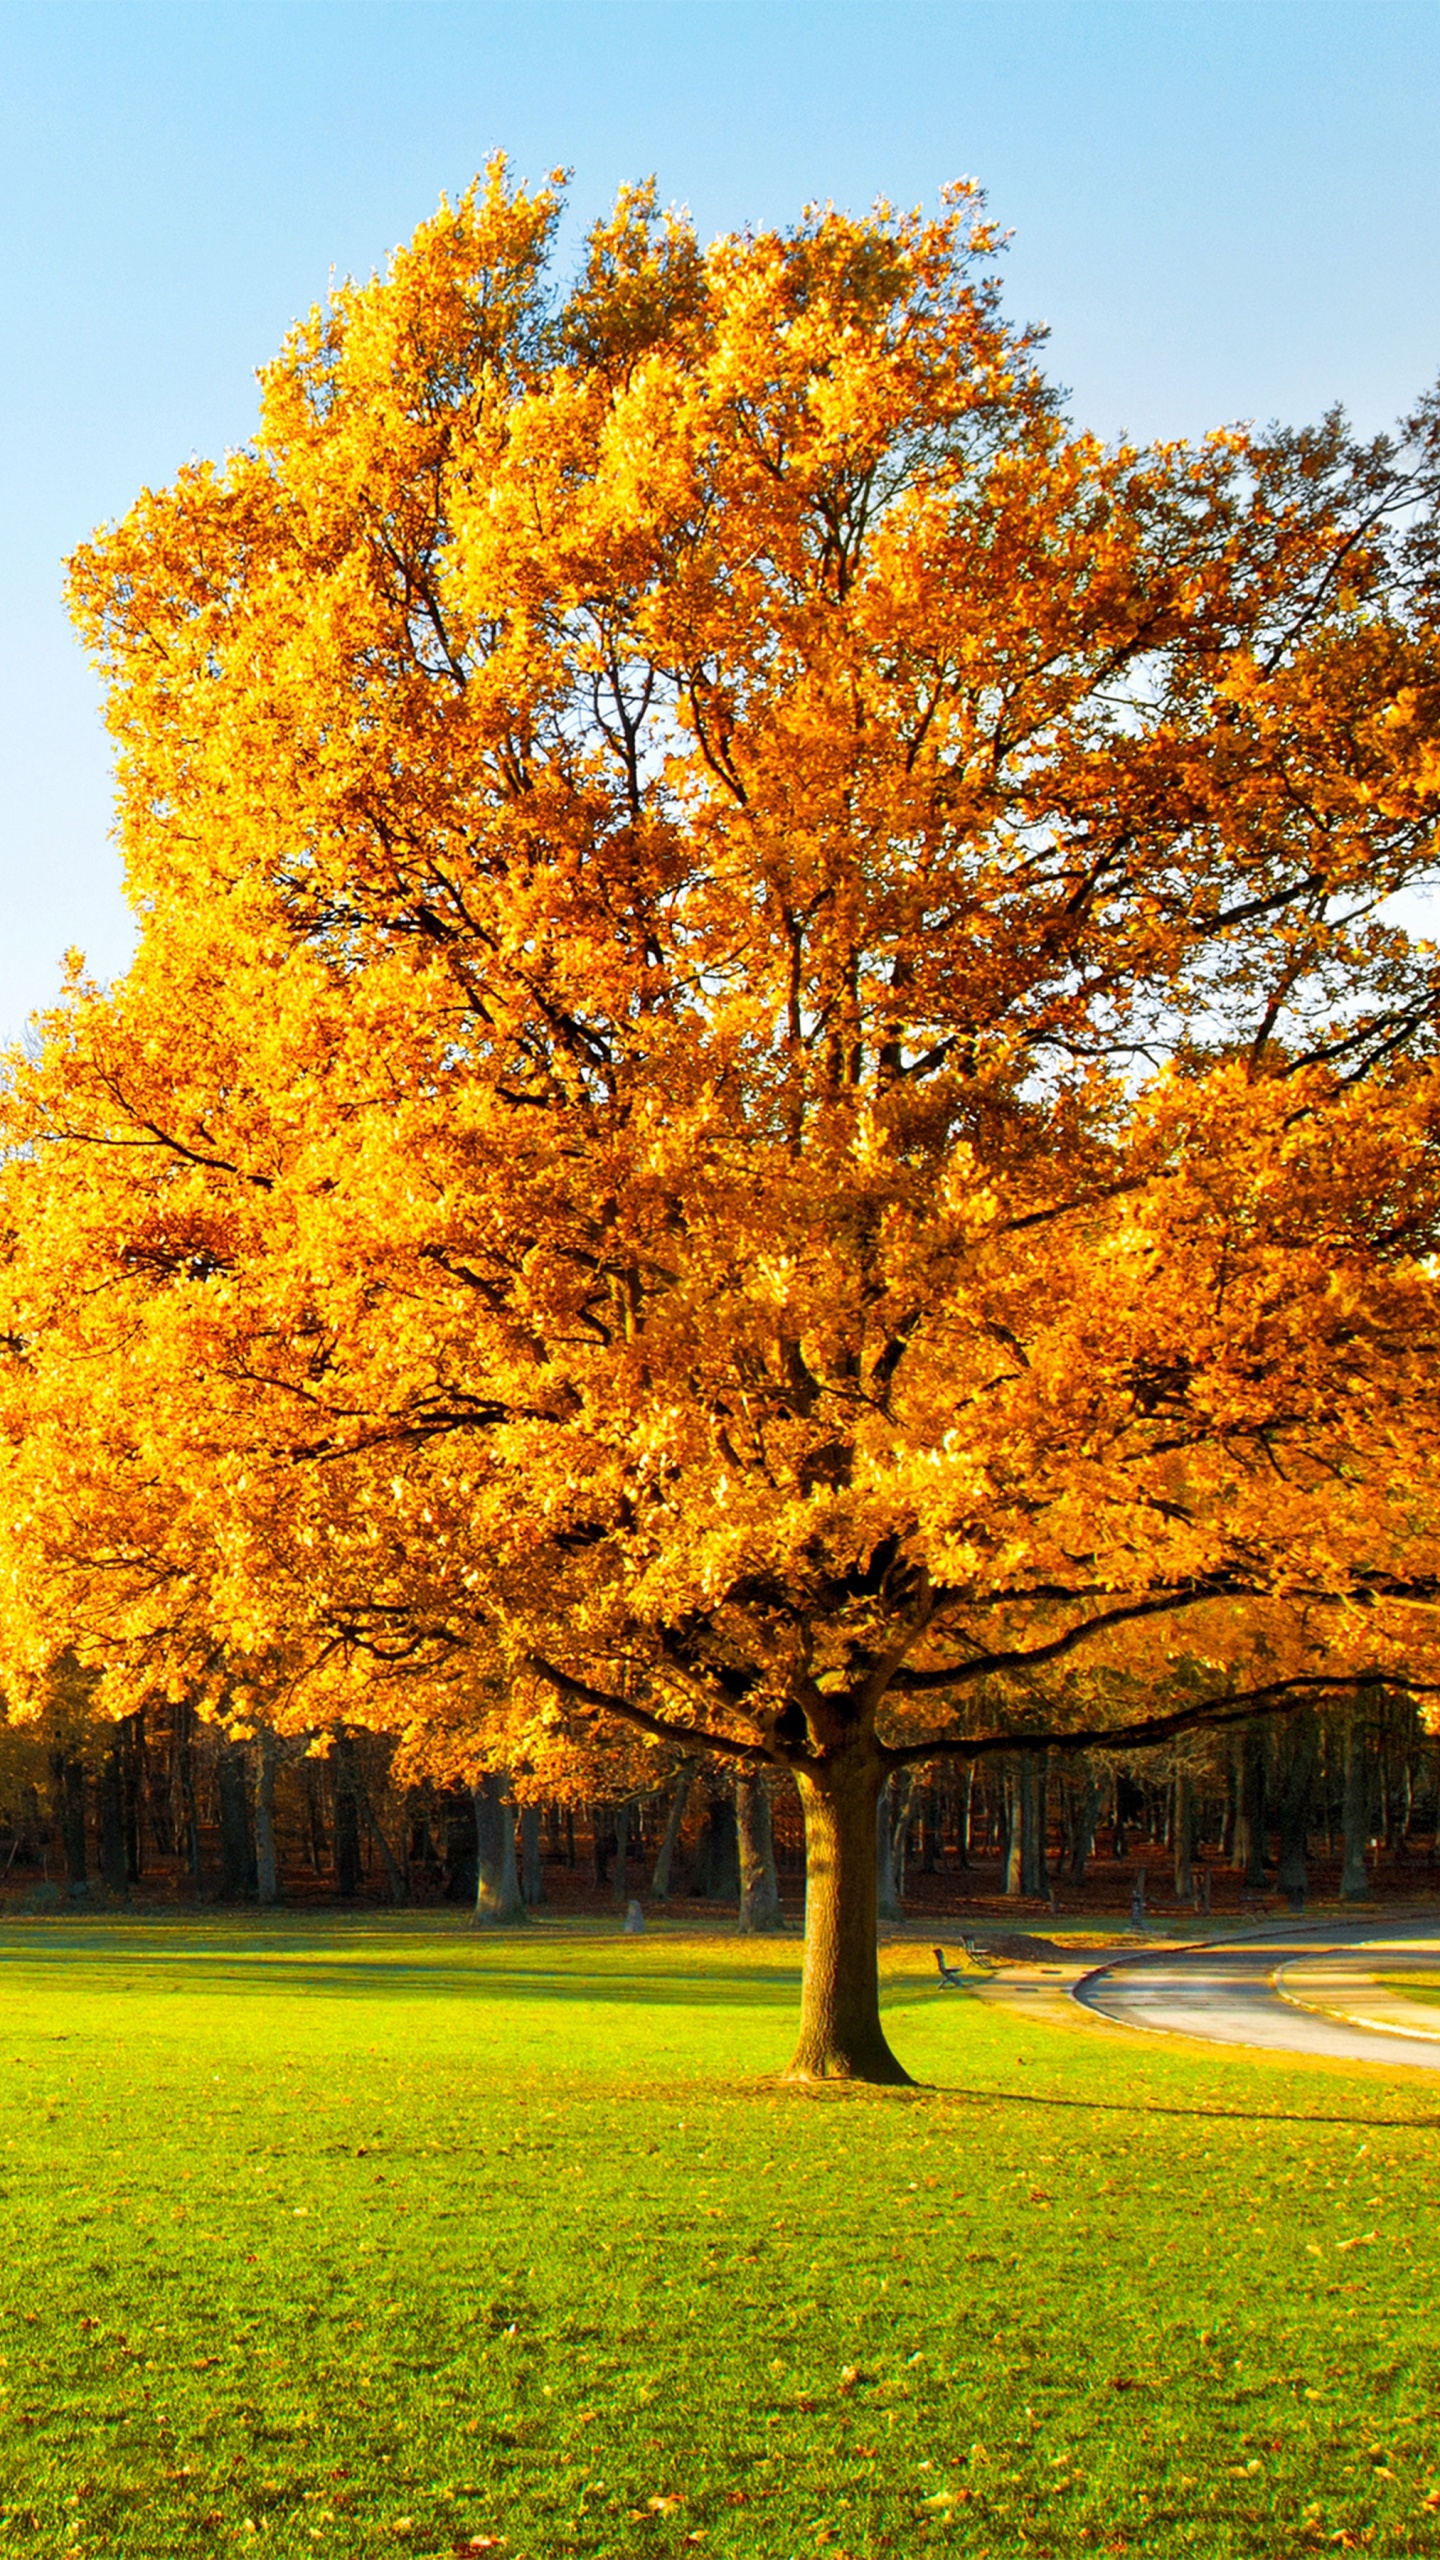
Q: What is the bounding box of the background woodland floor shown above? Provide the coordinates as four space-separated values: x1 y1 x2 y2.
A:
0 1918 1437 2557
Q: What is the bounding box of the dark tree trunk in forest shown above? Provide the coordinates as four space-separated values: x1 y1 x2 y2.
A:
177 1704 202 1886
1234 1722 1269 1887
694 1785 740 1900
255 1727 280 1905
333 1739 363 1898
736 1769 783 1932
217 1739 257 1899
472 1771 524 1924
1342 1707 1373 1898
612 1798 631 1905
1069 1772 1099 1885
121 1715 143 1884
1003 1766 1023 1897
1277 1708 1317 1902
787 1756 910 2085
99 1737 129 1896
1172 1768 1194 1902
876 1773 911 1921
50 1752 89 1897
520 1804 546 1906
1020 1751 1046 1897
649 1762 697 1900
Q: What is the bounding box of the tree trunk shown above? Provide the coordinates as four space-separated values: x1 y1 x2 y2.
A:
1235 1721 1268 1887
612 1797 631 1906
1019 1751 1045 1897
1003 1765 1024 1897
333 1738 363 1898
473 1771 524 1925
255 1727 280 1906
694 1784 740 1900
217 1739 257 1899
520 1804 546 1906
649 1761 697 1900
99 1737 129 1896
1341 1708 1372 1898
877 1772 911 1922
1069 1772 1099 1885
785 1759 910 2085
177 1704 202 1887
50 1752 89 1897
736 1768 783 1932
1277 1707 1317 1901
1172 1768 1194 1902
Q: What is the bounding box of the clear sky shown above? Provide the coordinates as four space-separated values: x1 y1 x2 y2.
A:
2 0 1438 1046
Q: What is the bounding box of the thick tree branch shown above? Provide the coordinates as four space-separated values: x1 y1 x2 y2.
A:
526 1652 772 1762
880 1671 1440 1770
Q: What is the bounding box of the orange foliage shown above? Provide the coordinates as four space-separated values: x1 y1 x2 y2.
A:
3 164 1440 2069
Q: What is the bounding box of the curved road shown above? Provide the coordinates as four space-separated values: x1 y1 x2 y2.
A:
1075 1925 1440 2072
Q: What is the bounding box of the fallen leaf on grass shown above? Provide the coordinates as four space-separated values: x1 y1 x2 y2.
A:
1335 2232 1378 2253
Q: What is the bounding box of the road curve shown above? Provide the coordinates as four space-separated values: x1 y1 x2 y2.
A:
1075 1927 1440 2072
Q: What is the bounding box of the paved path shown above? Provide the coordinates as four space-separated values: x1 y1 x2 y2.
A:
1075 1926 1440 2072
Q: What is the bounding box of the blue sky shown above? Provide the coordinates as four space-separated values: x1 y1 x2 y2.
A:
2 0 1438 1044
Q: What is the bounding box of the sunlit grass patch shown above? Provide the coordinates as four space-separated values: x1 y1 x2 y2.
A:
0 1917 1436 2556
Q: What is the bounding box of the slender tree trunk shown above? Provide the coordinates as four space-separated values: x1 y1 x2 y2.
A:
957 1764 973 1868
1342 1708 1372 1898
1004 1765 1024 1897
1172 1768 1194 1902
50 1752 89 1898
333 1738 362 1898
520 1804 546 1906
877 1773 911 1922
217 1739 257 1899
1020 1751 1045 1897
1069 1772 1099 1885
1236 1721 1268 1887
99 1737 129 1896
359 1781 409 1904
1277 1707 1317 1902
786 1758 910 2085
612 1798 632 1906
649 1761 697 1900
177 1704 202 1887
736 1768 783 1932
255 1727 280 1906
473 1772 524 1925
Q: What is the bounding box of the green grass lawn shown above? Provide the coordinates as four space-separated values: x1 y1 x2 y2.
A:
1 1917 1438 2559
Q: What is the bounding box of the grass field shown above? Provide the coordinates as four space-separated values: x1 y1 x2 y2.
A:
0 1917 1438 2559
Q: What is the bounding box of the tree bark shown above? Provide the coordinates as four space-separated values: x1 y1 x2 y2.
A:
1277 1707 1317 1901
1341 1707 1372 1898
1003 1765 1024 1897
255 1727 280 1906
99 1737 129 1896
520 1803 546 1906
786 1758 910 2085
1068 1771 1099 1885
177 1703 202 1887
217 1738 257 1899
649 1761 697 1900
1172 1768 1194 1902
50 1752 89 1898
333 1738 363 1898
736 1768 783 1932
473 1771 524 1924
1235 1721 1268 1887
1019 1751 1045 1897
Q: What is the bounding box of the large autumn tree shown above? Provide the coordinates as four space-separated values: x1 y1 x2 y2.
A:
4 164 1440 2080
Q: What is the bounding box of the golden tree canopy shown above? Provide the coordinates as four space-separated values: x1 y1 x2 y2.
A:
5 164 1440 2073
